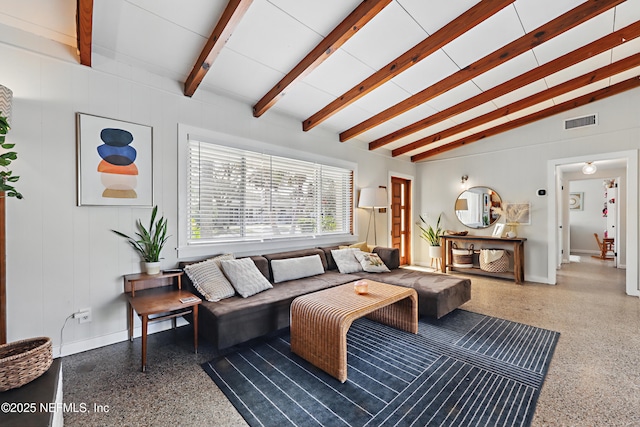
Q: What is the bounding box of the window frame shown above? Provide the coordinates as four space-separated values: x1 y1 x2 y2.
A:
177 124 357 259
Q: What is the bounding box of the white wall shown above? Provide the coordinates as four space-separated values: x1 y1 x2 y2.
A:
0 29 415 355
415 87 640 286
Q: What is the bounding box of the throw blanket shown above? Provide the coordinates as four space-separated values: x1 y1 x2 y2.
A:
482 249 504 264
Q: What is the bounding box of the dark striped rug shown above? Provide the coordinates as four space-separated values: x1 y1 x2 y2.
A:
203 309 559 427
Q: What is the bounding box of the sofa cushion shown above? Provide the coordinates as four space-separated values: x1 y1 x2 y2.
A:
373 246 400 270
331 248 364 274
355 269 471 318
263 248 328 280
354 251 390 273
221 257 273 298
271 254 325 283
199 270 361 349
183 254 236 301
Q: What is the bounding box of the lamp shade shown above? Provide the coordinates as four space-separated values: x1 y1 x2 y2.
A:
358 187 387 208
455 198 469 211
0 85 12 126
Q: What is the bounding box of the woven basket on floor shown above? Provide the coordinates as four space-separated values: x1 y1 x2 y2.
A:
480 250 510 273
452 243 474 268
0 336 52 391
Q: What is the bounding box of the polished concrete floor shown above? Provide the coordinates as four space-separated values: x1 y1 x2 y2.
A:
61 257 639 426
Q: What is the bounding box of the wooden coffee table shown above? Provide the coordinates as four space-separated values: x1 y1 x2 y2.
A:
290 280 418 383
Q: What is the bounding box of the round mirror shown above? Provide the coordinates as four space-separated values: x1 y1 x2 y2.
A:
455 187 502 229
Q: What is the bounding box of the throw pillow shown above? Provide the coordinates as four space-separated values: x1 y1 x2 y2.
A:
220 257 273 298
183 254 236 301
271 254 325 283
354 251 390 273
331 248 363 274
338 241 370 252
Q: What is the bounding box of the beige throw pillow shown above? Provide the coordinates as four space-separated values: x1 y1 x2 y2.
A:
354 251 390 273
183 254 236 301
338 241 370 252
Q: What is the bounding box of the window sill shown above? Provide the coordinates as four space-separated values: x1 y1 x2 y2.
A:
177 234 358 260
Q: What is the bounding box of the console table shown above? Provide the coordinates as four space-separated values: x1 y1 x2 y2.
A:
440 235 526 283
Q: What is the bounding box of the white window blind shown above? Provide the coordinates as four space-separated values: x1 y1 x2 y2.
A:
187 139 353 244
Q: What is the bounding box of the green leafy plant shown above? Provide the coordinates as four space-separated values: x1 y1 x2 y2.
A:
112 206 169 262
0 114 22 199
419 213 444 246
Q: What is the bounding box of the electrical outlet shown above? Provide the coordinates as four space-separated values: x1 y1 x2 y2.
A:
75 308 92 324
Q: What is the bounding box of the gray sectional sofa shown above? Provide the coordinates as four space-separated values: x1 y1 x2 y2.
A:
180 245 470 350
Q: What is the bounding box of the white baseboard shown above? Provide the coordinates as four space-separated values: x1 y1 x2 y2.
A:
54 318 189 358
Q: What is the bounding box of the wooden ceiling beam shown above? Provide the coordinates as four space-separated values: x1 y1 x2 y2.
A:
376 20 640 151
391 34 640 156
411 76 640 162
341 0 625 142
76 0 93 66
381 23 640 152
301 0 515 131
184 0 253 97
253 0 392 118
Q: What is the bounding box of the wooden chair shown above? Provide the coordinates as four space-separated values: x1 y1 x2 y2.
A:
592 233 615 260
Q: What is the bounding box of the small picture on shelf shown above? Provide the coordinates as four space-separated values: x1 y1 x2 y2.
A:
492 223 505 237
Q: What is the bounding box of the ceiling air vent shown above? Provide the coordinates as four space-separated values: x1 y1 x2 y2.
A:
564 113 598 130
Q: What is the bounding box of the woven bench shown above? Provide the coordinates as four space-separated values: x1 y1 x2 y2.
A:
290 280 418 383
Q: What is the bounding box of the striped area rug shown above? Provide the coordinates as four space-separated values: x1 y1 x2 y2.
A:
204 309 559 427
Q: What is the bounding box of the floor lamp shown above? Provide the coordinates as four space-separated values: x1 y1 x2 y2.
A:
358 187 387 245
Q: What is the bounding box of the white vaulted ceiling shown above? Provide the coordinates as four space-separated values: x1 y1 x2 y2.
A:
0 0 639 161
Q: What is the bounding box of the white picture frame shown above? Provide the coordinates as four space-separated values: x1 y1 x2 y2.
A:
569 192 583 210
492 223 505 237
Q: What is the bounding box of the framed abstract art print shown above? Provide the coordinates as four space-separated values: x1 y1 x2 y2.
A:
76 113 153 206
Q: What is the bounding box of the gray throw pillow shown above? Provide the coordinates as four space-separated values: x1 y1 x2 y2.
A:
220 257 273 298
271 254 325 283
331 248 364 274
183 254 236 301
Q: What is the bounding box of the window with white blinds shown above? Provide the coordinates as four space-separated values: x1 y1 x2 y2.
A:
186 139 353 244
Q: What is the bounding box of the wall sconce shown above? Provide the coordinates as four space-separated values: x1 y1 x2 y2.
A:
358 187 388 245
582 162 597 175
460 175 469 188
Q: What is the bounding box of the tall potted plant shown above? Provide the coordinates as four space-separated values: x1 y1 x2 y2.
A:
419 213 444 264
112 206 169 275
0 114 21 199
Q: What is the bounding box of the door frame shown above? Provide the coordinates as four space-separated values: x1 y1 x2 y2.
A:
546 150 638 296
389 172 414 266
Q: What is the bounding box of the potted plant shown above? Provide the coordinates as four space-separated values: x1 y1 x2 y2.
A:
0 114 22 199
419 213 444 263
112 206 169 275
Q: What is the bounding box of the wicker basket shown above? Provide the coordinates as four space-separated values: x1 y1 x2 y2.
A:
480 249 510 273
452 243 474 268
0 336 52 391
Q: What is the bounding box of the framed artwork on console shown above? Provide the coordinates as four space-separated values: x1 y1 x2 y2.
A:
492 223 505 237
76 113 153 206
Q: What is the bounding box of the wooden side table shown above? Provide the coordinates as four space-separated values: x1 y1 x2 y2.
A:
124 271 201 372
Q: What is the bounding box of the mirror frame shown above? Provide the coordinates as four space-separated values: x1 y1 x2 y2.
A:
454 186 502 229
